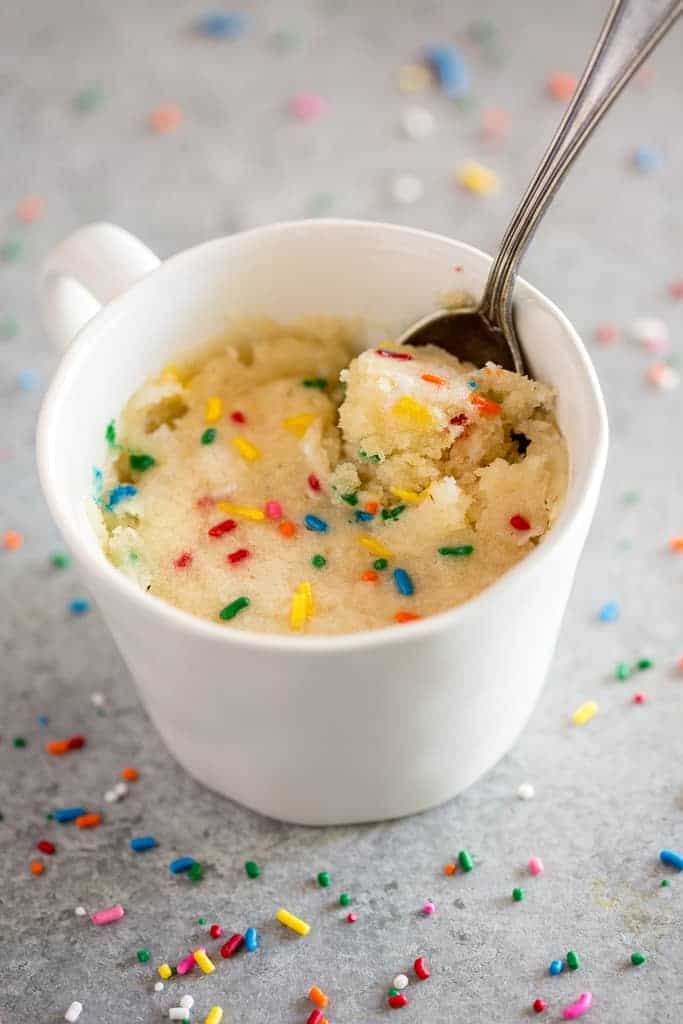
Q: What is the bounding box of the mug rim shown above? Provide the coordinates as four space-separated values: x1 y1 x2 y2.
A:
37 218 608 654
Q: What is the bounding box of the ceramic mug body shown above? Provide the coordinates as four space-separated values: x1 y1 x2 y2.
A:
37 220 607 825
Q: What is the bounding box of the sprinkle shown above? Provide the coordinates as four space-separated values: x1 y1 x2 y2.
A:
365 501 379 514
205 1010 224 1024
303 377 328 389
361 570 379 582
373 557 388 570
647 361 680 390
595 322 617 343
425 44 470 97
69 597 91 616
201 428 217 445
472 393 502 415
244 926 259 951
279 520 297 538
13 736 27 748
169 856 196 874
392 975 409 991
208 518 237 538
121 766 138 781
668 279 683 299
149 104 184 133
169 1010 190 1021
660 849 683 870
74 83 105 111
633 691 646 704
631 952 646 966
106 484 137 510
517 783 535 801
339 892 352 906
137 949 151 963
276 907 311 935
158 964 172 979
388 993 409 1009
193 948 215 974
633 144 663 172
228 548 250 564
481 106 509 144
547 72 577 100
290 585 311 630
75 813 101 829
512 887 524 901
528 856 544 876
562 992 592 1020
533 998 547 1013
458 849 474 872
615 662 631 680
439 545 474 557
74 906 87 916
309 986 329 1008
341 492 358 506
91 904 125 925
245 860 260 878
54 807 85 823
205 397 223 423
290 92 328 121
311 554 327 569
265 500 283 520
572 701 598 726
510 514 531 532
174 551 193 568
393 567 414 596
308 473 322 492
395 611 421 623
37 840 55 855
210 924 222 939
154 982 164 992
230 410 246 423
670 537 683 552
284 413 315 437
46 739 71 755
176 950 200 975
317 870 331 887
414 956 430 980
188 861 203 881
16 194 44 223
64 1002 83 1022
567 950 580 970
422 900 436 914
1 238 24 262
390 486 427 504
456 161 500 196
31 860 45 875
220 933 244 958
129 453 156 473
401 104 436 140
392 395 433 426
2 530 23 550
549 959 564 975
630 317 669 350
359 536 394 559
180 997 194 1011
16 368 39 390
217 502 265 521
398 63 434 93
195 11 247 37
444 862 457 875
598 600 620 622
389 173 425 205
347 912 357 922
130 835 158 852
375 348 413 361
307 1012 325 1024
304 514 328 533
232 436 260 461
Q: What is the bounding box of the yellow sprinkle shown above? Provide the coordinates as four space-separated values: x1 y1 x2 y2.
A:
205 396 223 424
290 590 309 631
276 908 311 936
232 436 260 461
390 486 428 504
455 160 500 196
296 581 314 615
359 535 394 559
398 63 434 93
216 501 265 521
193 948 216 974
572 700 599 726
204 1010 224 1024
391 395 433 427
159 362 190 386
283 413 315 438
157 963 172 980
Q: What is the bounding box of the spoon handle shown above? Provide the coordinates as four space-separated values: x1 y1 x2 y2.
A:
480 0 682 341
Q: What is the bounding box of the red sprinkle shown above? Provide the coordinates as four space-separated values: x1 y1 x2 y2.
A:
37 840 55 855
376 348 413 361
67 735 86 750
450 413 468 426
388 994 408 1009
208 518 237 538
230 410 246 424
510 514 531 531
414 956 430 980
307 1012 324 1024
533 998 547 1013
308 473 322 492
633 691 646 704
346 912 357 922
210 924 223 939
220 933 244 958
228 548 250 564
174 551 193 568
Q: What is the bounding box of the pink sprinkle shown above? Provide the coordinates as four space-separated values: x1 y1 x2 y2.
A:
265 500 283 520
290 92 328 121
528 856 545 876
645 336 669 355
422 900 436 915
177 948 204 975
595 322 617 343
228 548 250 564
308 473 321 492
91 904 125 926
16 194 45 223
231 410 246 424
668 279 683 299
376 348 413 361
347 912 357 923
633 691 646 704
562 992 593 1020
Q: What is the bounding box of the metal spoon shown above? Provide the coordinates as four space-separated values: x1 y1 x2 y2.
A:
396 0 682 374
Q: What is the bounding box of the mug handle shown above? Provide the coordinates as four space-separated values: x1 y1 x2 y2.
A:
40 222 160 351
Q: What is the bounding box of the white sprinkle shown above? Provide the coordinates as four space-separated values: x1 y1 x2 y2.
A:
74 906 87 916
65 1002 83 1023
104 789 118 803
630 317 669 349
180 995 194 1009
169 1010 190 1022
393 973 409 990
517 783 535 800
154 982 164 992
90 692 105 706
113 781 128 798
389 173 424 204
400 104 436 140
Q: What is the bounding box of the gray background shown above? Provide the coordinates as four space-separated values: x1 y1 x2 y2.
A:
1 1 682 1021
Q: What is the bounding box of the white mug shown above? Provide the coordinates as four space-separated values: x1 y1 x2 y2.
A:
37 220 608 825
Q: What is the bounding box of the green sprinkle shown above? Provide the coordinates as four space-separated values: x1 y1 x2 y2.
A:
201 428 217 445
302 378 328 389
129 453 156 472
45 813 54 821
615 662 631 680
631 951 646 966
51 551 71 569
311 554 327 569
512 887 524 902
317 870 331 887
129 551 139 562
339 892 351 906
636 657 653 671
188 861 203 882
1 238 24 263
245 860 260 879
567 950 580 970
198 916 207 925
359 450 381 463
387 988 400 997
74 83 105 112
382 505 405 521
12 737 26 748
0 315 19 338
105 420 117 446
438 545 474 557
458 849 473 872
137 949 151 963
341 492 358 506
661 879 670 887
219 596 250 621
373 558 388 571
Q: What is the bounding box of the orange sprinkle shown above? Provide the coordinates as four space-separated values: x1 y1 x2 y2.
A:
121 766 139 782
2 530 24 550
547 71 577 101
361 570 379 582
149 103 183 134
16 194 45 223
46 739 70 756
364 501 379 515
471 394 502 416
669 536 683 552
30 860 45 875
395 611 421 624
75 813 101 829
421 372 447 386
443 862 457 876
279 520 297 538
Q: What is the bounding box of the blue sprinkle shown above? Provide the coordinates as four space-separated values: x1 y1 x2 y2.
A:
54 807 86 823
598 600 620 623
393 567 414 596
37 714 50 727
17 368 41 391
549 959 563 976
660 849 683 871
69 597 91 615
106 484 137 511
244 926 259 951
633 144 663 173
355 509 374 522
130 835 158 853
304 514 329 533
467 379 478 389
92 466 104 504
169 856 196 874
195 11 247 37
425 44 471 98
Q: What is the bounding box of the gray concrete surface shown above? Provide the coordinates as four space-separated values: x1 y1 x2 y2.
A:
1 1 682 1021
